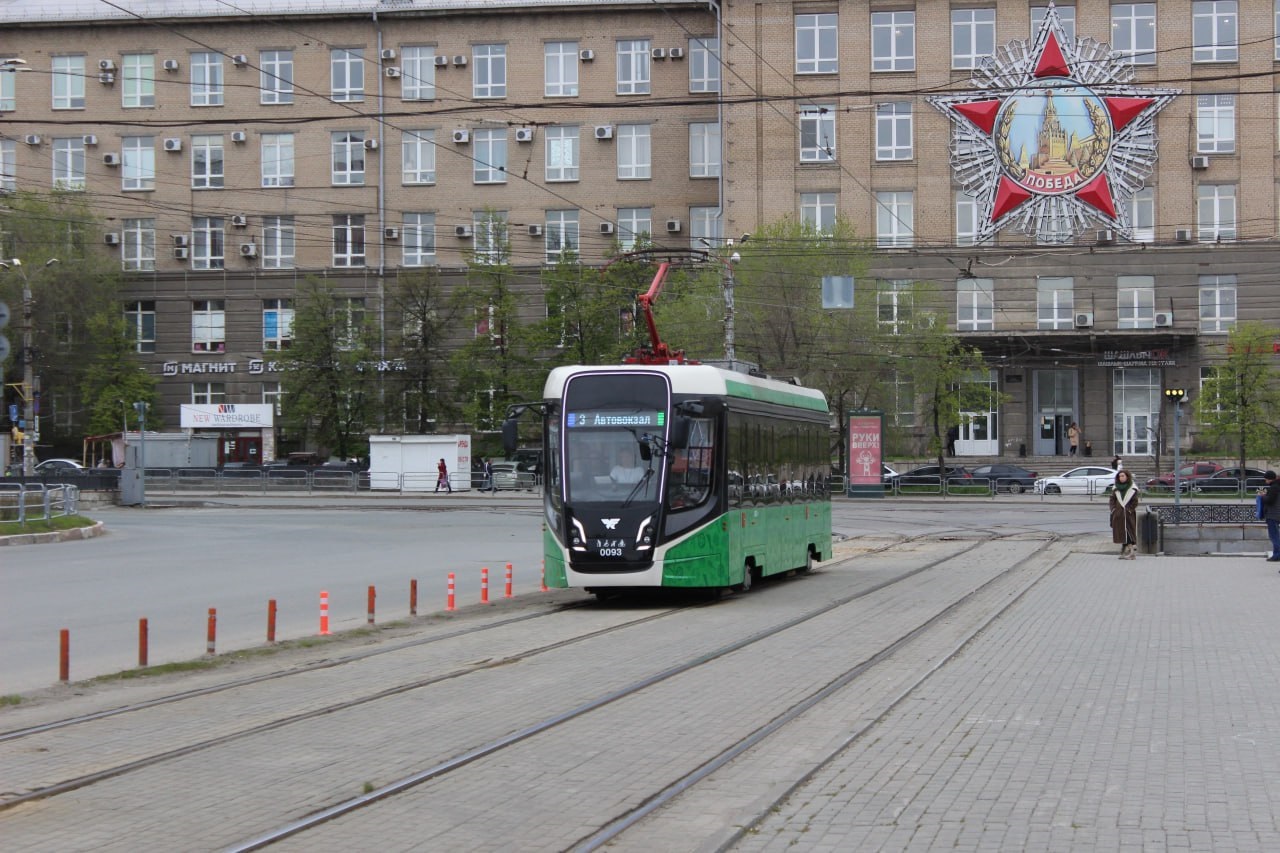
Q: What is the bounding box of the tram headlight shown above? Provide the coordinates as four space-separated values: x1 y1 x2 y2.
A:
635 515 654 551
570 517 588 552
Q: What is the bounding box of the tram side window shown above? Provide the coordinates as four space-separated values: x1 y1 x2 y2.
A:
728 416 745 506
668 416 714 510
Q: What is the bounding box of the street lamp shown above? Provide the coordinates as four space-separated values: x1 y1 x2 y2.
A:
1165 388 1186 520
0 257 58 475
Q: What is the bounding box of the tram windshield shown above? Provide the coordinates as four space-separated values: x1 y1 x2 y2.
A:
564 415 662 504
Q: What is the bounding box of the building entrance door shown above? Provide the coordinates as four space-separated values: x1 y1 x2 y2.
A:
954 369 999 456
1118 413 1152 456
1033 369 1078 455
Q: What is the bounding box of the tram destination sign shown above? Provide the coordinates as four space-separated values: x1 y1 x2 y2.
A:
567 411 665 428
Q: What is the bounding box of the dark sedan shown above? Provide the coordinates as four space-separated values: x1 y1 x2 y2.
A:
969 463 1039 494
1193 467 1269 494
896 465 972 487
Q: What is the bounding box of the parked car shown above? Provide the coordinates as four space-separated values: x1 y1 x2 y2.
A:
488 460 522 491
881 463 901 488
896 465 971 487
969 463 1039 494
1034 466 1118 495
34 458 86 475
1193 467 1269 494
1146 461 1223 492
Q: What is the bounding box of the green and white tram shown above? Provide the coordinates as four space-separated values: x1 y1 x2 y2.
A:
537 364 831 594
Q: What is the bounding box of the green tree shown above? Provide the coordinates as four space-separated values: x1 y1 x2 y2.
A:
385 267 462 433
534 248 632 367
280 277 378 460
79 311 160 436
1194 321 1280 470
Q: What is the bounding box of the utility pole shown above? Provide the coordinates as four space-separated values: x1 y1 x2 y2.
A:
1 258 58 475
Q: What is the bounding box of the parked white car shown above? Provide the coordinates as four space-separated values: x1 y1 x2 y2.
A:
1034 466 1119 495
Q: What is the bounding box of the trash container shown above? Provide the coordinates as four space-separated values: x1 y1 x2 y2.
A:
1137 509 1160 554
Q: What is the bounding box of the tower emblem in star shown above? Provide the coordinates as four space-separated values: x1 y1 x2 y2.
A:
928 6 1178 244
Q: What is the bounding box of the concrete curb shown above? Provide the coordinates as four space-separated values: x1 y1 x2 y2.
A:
0 520 107 546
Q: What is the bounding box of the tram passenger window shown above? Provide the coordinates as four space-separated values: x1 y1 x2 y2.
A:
668 417 714 510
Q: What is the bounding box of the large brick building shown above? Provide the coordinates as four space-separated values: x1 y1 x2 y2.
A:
0 0 1276 462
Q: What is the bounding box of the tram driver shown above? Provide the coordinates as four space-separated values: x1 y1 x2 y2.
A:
610 446 646 485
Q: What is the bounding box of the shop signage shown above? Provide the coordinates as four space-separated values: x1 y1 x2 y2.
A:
161 358 408 376
180 403 275 428
1097 348 1176 367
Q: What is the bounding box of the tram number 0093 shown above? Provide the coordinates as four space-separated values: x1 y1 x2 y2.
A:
597 547 624 557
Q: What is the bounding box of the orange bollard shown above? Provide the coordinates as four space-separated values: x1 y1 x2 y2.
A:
206 608 217 655
481 566 490 604
267 599 277 644
541 559 549 592
446 572 456 611
138 618 149 667
409 578 418 616
59 629 69 682
505 562 513 598
367 585 376 625
319 590 330 635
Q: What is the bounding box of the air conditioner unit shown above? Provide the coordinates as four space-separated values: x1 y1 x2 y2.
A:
98 59 116 72
1175 228 1193 243
434 55 449 67
600 222 615 235
594 125 614 140
363 139 379 151
163 138 183 152
239 243 257 258
384 227 400 240
651 48 667 60
230 130 247 143
173 247 189 260
579 49 595 61
666 219 683 233
82 134 98 146
104 232 120 245
22 134 40 146
452 129 470 144
528 224 543 237
385 67 401 78
173 234 189 247
231 54 248 67
669 47 685 60
98 72 115 85
1190 155 1210 170
455 225 472 238
452 55 467 66
380 48 397 61
1154 311 1174 328
1074 311 1094 329
162 59 180 72
102 152 121 166
231 214 247 227
514 127 534 143
1096 229 1114 244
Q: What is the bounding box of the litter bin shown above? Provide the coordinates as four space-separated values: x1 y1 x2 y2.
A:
1137 508 1160 554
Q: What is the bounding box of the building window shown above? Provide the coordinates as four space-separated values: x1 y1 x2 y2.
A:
617 124 651 179
473 128 507 184
191 135 224 189
1111 4 1156 65
403 213 436 266
800 192 837 234
689 37 720 92
821 275 854 309
51 138 85 190
617 39 651 95
124 299 156 353
262 215 295 269
473 211 509 265
956 193 979 246
876 191 914 248
545 126 579 182
192 300 226 352
332 214 366 267
0 70 14 112
1193 1 1238 62
52 55 85 109
617 207 651 250
689 206 721 251
1036 276 1074 330
878 280 914 334
263 298 294 350
796 13 838 74
473 44 507 99
190 52 223 106
122 219 155 272
875 102 912 161
261 133 294 187
121 137 155 191
952 9 996 70
1125 187 1155 242
122 54 155 108
871 11 915 72
402 130 436 184
401 46 436 101
192 382 227 405
0 139 12 191
957 278 995 331
1031 6 1075 39
1199 274 1236 333
545 42 578 97
545 210 579 262
192 217 225 270
1197 184 1236 241
331 131 366 185
1196 94 1235 153
799 105 835 163
689 122 720 178
890 371 915 426
1117 275 1155 329
331 48 364 102
260 50 294 104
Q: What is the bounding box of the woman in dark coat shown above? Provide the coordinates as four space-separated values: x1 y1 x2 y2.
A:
1110 470 1139 559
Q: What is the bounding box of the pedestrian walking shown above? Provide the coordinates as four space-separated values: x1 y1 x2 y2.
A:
1067 422 1080 456
1259 470 1280 562
1111 455 1123 471
946 425 959 457
480 457 494 493
435 458 451 493
1110 470 1140 560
